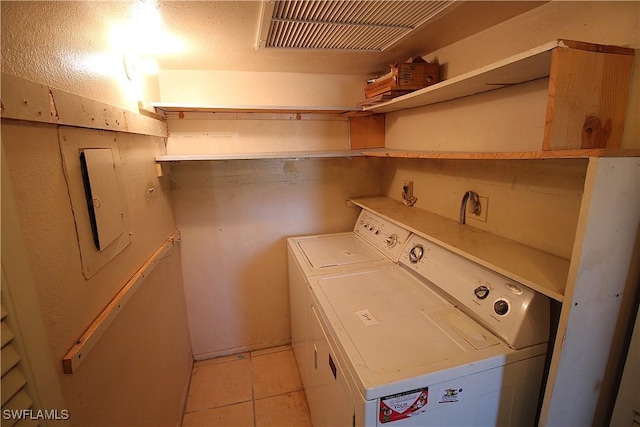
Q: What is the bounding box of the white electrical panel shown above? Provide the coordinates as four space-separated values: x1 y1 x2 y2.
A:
60 127 132 279
81 148 124 251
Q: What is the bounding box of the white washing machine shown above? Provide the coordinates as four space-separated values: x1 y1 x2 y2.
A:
289 213 550 427
288 210 412 423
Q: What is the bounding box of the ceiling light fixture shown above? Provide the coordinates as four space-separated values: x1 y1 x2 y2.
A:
111 0 184 80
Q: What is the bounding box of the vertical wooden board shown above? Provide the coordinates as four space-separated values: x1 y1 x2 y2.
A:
540 157 640 426
543 48 634 151
0 73 55 123
349 114 385 149
349 117 368 150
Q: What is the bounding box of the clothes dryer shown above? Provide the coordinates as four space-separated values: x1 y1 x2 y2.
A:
289 213 550 427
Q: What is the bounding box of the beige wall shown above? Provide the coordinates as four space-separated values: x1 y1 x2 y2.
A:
0 1 160 112
382 158 588 260
158 70 366 107
170 157 382 359
165 116 351 155
2 120 191 425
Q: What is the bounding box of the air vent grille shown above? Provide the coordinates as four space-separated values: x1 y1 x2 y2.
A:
257 0 456 51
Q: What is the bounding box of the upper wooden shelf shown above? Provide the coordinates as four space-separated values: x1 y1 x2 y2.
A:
363 40 634 114
350 196 570 301
150 40 635 162
151 103 359 116
361 148 640 160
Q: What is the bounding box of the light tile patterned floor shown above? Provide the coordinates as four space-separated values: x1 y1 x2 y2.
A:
182 345 313 427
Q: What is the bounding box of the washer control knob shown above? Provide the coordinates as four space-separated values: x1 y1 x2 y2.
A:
385 234 398 247
409 244 424 263
474 285 490 300
494 299 510 316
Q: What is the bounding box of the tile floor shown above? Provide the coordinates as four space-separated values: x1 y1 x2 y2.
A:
182 345 313 427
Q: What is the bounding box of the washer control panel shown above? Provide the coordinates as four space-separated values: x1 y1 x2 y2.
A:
353 210 411 262
400 234 549 349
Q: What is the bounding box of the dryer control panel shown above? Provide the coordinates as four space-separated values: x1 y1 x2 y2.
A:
353 210 411 262
400 234 550 350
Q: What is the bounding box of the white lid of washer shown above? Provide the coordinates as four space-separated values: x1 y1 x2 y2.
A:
298 234 385 268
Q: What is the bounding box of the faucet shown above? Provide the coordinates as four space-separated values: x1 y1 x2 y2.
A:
459 191 481 224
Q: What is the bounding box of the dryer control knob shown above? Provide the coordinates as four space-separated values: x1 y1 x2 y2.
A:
474 285 490 300
494 299 510 316
409 245 424 263
385 234 398 247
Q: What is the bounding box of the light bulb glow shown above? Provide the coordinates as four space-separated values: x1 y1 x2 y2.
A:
109 0 185 81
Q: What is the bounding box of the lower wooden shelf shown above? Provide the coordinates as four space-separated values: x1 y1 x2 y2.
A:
361 148 640 160
350 196 569 301
155 150 368 162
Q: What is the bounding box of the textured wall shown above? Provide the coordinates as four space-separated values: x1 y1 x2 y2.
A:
158 70 366 107
382 158 587 260
2 119 191 426
0 1 159 112
170 157 382 359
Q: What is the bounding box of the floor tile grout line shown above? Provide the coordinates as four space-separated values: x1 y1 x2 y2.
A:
183 399 253 416
250 351 258 427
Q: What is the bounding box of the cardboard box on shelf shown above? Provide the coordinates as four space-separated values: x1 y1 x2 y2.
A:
364 57 439 102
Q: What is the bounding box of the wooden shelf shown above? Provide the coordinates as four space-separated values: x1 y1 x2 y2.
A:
155 150 371 162
350 196 570 301
151 103 359 116
364 41 558 113
361 148 640 160
363 40 634 115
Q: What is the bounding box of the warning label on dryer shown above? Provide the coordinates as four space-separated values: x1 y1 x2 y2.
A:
379 387 428 423
438 387 463 404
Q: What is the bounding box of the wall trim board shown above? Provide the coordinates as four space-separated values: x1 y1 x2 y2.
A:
1 73 168 138
62 230 181 374
540 157 640 425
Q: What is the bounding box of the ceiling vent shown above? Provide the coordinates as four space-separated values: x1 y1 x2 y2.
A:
256 0 456 52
